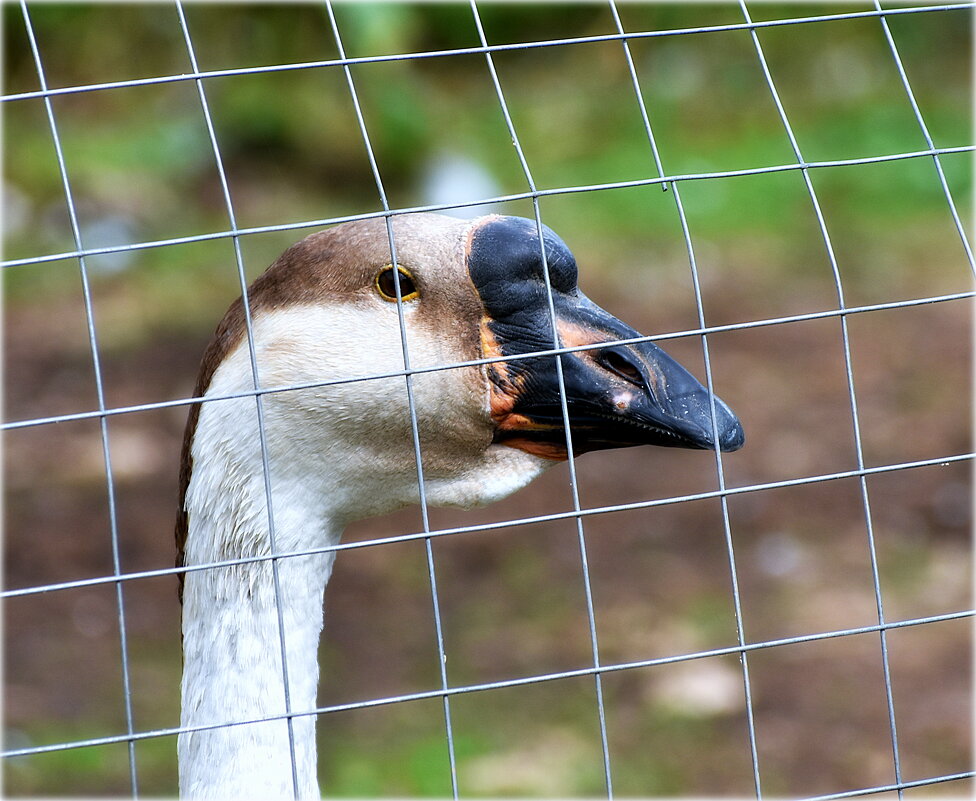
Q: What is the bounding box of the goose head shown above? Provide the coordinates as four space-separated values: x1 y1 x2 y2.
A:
184 213 742 527
182 212 742 532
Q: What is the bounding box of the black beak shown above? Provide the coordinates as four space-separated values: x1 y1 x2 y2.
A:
487 294 745 459
467 215 744 461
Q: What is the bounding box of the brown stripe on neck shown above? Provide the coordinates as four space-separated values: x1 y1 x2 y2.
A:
174 290 247 602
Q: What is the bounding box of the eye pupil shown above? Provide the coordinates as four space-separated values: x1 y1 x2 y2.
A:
377 267 417 301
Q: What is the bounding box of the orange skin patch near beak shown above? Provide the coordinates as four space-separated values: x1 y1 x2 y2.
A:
554 318 603 350
480 317 520 422
553 318 612 377
497 437 569 461
481 317 569 461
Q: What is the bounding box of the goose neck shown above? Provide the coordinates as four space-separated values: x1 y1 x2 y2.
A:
178 475 340 799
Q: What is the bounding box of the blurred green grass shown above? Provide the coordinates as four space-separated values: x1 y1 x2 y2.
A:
3 2 971 797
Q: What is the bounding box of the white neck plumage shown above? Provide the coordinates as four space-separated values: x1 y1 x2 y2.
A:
177 304 549 799
179 504 335 799
178 395 338 799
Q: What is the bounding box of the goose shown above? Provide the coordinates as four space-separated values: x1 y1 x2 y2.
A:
175 212 743 799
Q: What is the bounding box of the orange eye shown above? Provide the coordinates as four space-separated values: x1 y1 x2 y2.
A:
375 266 419 302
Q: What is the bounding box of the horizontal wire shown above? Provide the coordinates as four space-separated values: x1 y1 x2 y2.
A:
2 3 971 105
4 289 971 433
4 608 970 759
3 143 972 272
4 451 971 600
801 771 974 801
7 3 971 787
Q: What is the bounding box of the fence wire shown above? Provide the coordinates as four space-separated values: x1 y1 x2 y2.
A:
3 2 973 799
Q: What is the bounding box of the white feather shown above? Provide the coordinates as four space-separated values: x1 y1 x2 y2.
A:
179 303 550 799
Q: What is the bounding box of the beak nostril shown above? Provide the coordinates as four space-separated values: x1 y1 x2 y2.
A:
596 347 645 387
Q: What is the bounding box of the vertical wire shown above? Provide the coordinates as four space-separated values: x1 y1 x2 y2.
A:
606 6 669 194
19 2 139 794
323 3 459 795
671 185 763 798
738 2 904 795
468 2 615 795
174 4 302 797
872 0 974 275
607 3 763 794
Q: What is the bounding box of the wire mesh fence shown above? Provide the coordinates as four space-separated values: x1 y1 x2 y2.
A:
3 1 972 798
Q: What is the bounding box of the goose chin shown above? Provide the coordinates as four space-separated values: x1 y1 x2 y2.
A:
491 432 573 461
